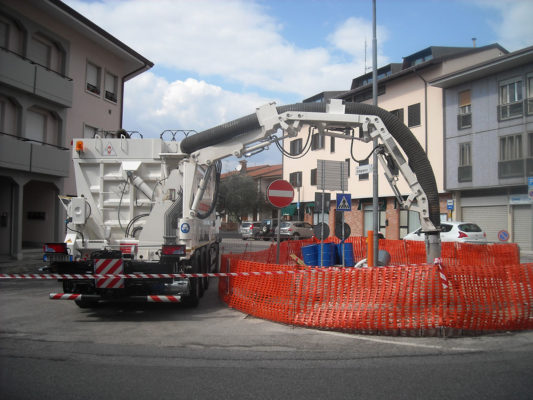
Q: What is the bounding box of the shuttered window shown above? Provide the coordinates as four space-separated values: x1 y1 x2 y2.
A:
407 103 421 127
86 62 101 94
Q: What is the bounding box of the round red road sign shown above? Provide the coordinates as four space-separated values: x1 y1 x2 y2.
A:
267 179 294 208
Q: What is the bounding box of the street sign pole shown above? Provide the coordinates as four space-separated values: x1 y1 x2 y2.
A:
276 208 281 264
266 179 294 264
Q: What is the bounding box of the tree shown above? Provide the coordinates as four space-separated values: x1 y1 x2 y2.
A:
217 173 271 222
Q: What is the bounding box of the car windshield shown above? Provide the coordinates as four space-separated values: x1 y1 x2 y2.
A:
458 223 482 232
241 223 251 228
280 222 291 228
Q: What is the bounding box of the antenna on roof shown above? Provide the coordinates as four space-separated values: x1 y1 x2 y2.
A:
472 37 477 48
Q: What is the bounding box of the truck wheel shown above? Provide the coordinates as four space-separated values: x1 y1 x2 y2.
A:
182 277 200 308
201 246 209 291
193 251 205 298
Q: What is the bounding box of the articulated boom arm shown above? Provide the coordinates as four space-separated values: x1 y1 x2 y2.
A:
187 100 437 233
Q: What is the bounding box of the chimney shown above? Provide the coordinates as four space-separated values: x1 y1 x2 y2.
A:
239 160 247 173
472 37 477 48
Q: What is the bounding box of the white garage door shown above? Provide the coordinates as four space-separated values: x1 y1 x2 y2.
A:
462 205 507 243
513 205 532 251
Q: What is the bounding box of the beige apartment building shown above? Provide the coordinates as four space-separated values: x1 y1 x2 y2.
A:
0 0 152 259
283 45 508 239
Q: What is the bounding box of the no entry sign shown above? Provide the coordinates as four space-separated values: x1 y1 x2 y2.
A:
267 179 294 208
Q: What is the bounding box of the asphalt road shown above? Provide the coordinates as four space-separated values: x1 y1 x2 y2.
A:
1 278 533 400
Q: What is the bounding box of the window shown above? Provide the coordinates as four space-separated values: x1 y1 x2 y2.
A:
289 138 302 156
400 209 421 238
83 124 98 138
358 159 369 181
310 168 317 186
458 142 472 182
104 71 118 102
408 103 421 127
25 109 46 143
458 90 472 129
390 108 404 123
32 36 51 68
330 136 335 153
311 132 324 150
289 171 302 187
527 73 533 115
86 62 101 95
499 77 523 120
499 134 523 178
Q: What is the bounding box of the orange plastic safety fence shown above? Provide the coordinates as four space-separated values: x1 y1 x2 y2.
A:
219 240 530 334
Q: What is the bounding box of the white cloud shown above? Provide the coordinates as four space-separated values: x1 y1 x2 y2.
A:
65 0 376 97
328 17 389 59
474 0 533 51
123 72 273 137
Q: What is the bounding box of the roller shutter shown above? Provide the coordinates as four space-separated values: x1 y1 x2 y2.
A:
462 205 507 243
512 205 532 251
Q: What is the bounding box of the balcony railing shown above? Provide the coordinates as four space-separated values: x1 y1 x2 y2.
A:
458 165 472 182
498 100 524 121
0 46 73 107
457 113 472 129
498 159 525 178
0 132 69 177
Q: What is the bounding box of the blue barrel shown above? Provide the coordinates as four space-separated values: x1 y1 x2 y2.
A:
336 242 355 267
317 243 335 266
301 244 318 266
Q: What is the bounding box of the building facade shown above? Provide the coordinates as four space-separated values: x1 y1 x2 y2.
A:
283 44 508 239
430 45 533 250
0 0 152 258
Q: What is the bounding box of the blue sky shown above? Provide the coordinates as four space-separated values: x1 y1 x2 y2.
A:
65 0 533 170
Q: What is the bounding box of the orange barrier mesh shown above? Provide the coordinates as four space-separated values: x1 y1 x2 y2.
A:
219 239 531 335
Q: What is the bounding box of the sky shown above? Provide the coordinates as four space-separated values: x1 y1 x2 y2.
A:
65 0 533 171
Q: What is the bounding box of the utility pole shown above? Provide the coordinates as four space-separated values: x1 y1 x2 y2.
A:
372 0 379 263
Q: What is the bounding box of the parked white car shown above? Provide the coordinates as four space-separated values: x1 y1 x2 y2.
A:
403 221 487 243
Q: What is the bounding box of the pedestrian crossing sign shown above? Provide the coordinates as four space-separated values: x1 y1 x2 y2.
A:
336 193 351 211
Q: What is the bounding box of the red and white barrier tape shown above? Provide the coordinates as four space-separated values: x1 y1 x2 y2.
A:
434 258 449 289
1 271 305 280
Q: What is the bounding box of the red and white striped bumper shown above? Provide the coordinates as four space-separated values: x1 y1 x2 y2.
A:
49 293 181 303
94 259 124 289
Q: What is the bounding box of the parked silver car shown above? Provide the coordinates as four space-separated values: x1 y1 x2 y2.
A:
239 221 260 240
275 221 314 240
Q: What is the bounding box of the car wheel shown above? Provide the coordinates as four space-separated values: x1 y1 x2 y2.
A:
292 233 300 240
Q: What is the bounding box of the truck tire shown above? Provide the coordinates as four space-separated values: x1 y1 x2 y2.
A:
194 251 205 298
182 277 200 308
201 246 209 291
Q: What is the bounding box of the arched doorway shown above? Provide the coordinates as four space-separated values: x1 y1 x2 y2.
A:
22 180 59 248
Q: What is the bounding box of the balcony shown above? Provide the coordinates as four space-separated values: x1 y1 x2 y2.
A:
0 47 73 107
498 159 526 179
0 133 70 177
458 165 472 182
498 101 524 121
457 113 472 130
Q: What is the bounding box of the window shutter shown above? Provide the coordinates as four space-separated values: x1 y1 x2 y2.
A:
459 90 471 107
105 72 115 93
408 103 421 127
87 63 98 86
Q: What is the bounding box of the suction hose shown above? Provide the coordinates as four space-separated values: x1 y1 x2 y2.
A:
180 102 440 228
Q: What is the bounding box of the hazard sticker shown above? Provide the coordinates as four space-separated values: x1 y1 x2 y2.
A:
104 142 116 156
